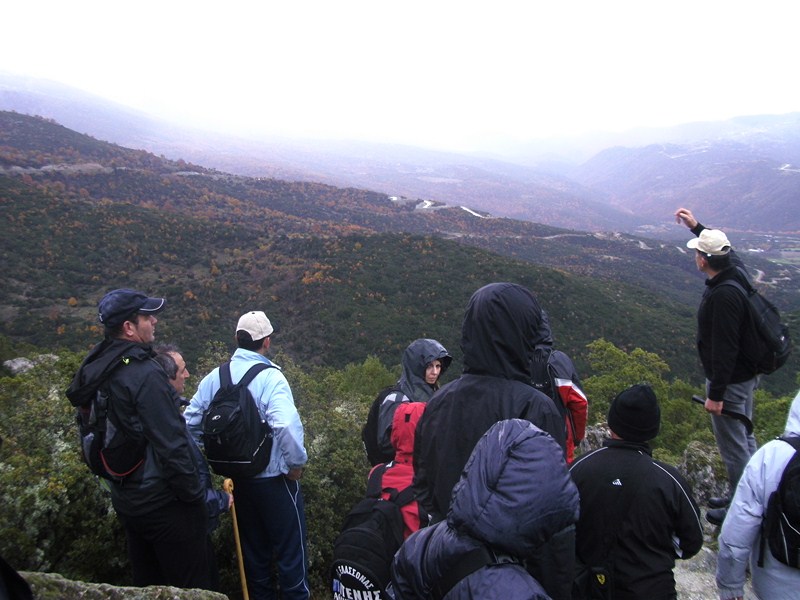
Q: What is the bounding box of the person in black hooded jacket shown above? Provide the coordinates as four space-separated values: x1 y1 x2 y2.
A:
66 289 210 589
413 282 569 598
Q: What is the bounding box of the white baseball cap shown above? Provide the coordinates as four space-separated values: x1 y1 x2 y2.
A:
236 311 274 339
686 229 731 256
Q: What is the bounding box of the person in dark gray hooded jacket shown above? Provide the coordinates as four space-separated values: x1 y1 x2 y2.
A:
375 338 452 460
413 282 569 598
390 419 579 600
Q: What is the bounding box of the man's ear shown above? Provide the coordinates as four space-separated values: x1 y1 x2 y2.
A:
262 337 271 352
121 320 137 338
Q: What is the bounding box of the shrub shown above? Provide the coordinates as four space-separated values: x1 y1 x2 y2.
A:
0 352 129 583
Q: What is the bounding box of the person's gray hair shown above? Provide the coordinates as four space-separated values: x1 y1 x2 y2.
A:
153 344 182 379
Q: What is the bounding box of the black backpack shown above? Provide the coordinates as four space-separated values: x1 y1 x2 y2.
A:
74 385 147 482
202 362 275 478
330 464 415 597
68 349 147 482
720 276 792 374
362 385 404 466
532 347 563 415
532 347 577 439
759 436 800 568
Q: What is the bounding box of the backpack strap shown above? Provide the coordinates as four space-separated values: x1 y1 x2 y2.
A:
779 435 800 452
429 545 519 600
219 361 273 388
216 362 274 422
531 347 554 394
219 362 233 388
366 464 388 498
716 266 756 294
391 484 417 508
366 463 416 507
718 278 750 298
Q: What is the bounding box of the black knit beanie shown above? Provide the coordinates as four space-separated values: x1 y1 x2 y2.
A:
607 384 661 442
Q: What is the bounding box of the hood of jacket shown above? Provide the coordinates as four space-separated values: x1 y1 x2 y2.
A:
447 418 579 556
397 338 452 402
65 338 153 407
784 389 800 437
461 282 547 383
390 401 425 464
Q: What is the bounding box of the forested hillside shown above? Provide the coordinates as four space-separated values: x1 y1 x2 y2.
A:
1 110 798 394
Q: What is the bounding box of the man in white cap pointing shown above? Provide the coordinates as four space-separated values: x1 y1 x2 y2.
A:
675 207 761 526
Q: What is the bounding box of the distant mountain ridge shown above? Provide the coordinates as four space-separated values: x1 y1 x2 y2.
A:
3 72 800 234
570 116 800 235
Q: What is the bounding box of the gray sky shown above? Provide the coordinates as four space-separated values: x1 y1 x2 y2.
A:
3 0 799 152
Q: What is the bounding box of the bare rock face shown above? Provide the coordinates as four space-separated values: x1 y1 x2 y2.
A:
2 354 59 375
680 440 729 505
577 423 610 455
675 547 724 599
21 572 229 600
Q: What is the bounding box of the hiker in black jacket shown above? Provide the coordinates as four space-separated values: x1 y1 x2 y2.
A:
413 282 569 599
676 207 761 525
569 384 703 600
153 345 232 591
66 289 210 589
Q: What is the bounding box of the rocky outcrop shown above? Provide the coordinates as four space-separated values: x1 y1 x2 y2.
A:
20 572 229 600
3 354 59 375
680 440 729 505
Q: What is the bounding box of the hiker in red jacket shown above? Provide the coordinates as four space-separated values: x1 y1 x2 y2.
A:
369 401 426 538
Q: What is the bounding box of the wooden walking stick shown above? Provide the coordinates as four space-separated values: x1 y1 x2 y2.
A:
223 478 249 600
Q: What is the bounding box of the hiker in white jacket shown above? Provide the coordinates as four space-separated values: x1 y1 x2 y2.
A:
716 388 800 599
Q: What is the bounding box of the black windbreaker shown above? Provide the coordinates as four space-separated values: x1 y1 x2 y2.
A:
413 283 565 522
66 338 203 515
569 439 703 600
691 224 760 399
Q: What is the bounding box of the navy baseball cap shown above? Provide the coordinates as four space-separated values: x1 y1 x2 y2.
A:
98 288 166 327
